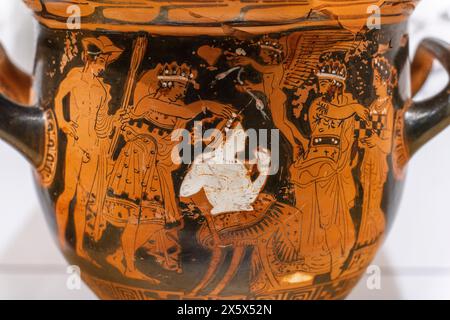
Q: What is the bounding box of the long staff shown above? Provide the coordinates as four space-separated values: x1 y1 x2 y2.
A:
108 36 148 157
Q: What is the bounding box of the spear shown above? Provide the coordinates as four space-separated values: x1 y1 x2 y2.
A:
108 35 148 157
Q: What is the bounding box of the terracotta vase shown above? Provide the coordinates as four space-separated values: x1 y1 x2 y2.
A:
0 0 449 300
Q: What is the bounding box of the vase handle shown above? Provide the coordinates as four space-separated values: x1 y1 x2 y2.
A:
404 38 450 156
0 44 44 167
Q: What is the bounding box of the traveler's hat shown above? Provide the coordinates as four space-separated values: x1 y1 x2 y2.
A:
81 36 123 64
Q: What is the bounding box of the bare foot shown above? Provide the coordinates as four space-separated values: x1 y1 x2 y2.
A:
124 268 160 285
106 249 125 274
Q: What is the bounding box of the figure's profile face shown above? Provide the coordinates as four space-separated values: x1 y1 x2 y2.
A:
318 78 345 97
164 81 188 102
373 69 387 96
89 54 108 77
318 79 333 95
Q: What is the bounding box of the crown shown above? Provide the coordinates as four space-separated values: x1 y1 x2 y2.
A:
372 56 398 93
373 56 395 80
157 62 197 89
316 60 347 83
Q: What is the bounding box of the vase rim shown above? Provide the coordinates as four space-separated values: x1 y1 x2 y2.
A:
24 0 418 36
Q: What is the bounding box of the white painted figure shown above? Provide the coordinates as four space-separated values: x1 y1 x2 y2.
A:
180 123 271 215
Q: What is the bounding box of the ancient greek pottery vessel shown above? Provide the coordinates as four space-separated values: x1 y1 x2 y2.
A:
0 0 449 300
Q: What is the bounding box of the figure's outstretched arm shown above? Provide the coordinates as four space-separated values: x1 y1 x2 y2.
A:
136 96 202 119
319 103 354 119
189 100 236 119
137 97 234 120
236 80 264 94
316 101 369 121
230 56 275 74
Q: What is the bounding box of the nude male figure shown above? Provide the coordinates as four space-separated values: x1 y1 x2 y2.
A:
54 36 123 260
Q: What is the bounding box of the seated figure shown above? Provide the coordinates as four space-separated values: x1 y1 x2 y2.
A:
180 123 271 215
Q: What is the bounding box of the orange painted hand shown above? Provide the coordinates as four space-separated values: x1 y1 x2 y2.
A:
207 102 236 119
235 80 256 93
353 104 370 123
118 109 131 129
228 55 253 67
60 121 79 140
361 135 378 148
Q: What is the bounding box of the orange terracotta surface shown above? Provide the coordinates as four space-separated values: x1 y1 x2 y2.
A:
27 0 418 35
1 0 443 300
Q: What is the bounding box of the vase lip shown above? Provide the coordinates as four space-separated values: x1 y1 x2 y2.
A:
24 0 418 36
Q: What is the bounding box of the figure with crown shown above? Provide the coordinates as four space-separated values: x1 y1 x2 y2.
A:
98 61 236 282
289 57 369 280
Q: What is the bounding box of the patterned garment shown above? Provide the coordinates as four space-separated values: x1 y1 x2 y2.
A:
354 113 387 138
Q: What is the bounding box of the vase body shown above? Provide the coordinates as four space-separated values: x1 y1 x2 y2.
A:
21 0 420 300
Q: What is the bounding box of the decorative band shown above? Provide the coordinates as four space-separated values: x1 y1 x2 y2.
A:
26 0 417 35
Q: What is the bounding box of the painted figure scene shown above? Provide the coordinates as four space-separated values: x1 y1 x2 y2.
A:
36 24 406 299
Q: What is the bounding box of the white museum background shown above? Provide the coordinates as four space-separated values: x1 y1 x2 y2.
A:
0 0 449 300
